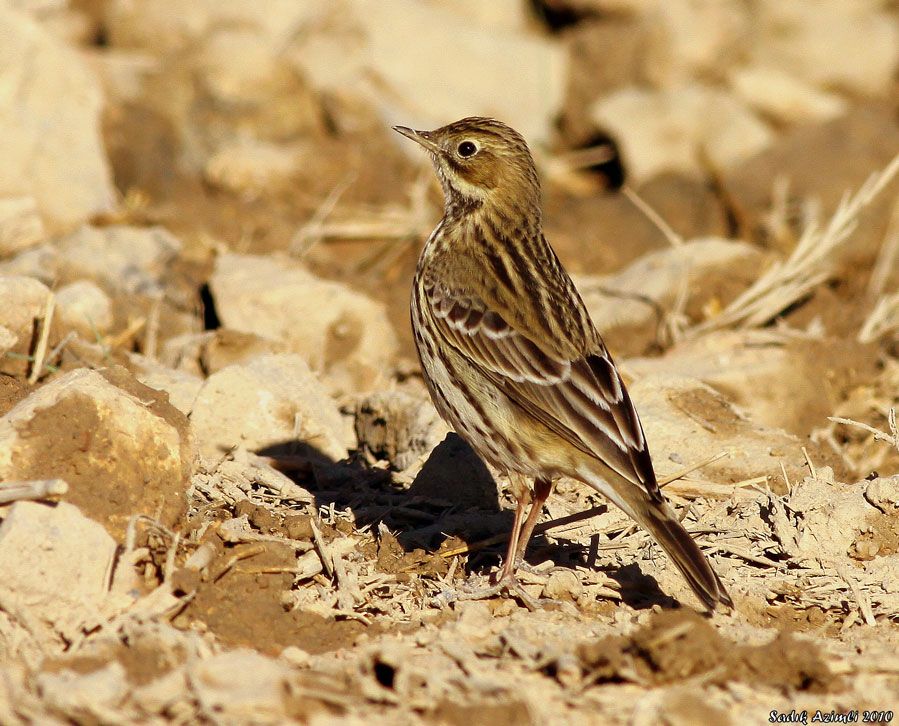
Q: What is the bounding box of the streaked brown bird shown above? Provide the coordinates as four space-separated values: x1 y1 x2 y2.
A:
394 117 732 611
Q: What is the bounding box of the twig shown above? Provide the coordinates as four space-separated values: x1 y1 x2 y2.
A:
829 411 899 453
658 452 728 486
290 172 356 257
836 565 877 626
868 198 899 297
0 478 68 504
105 317 146 349
310 517 335 579
621 185 684 247
802 446 817 479
705 543 783 569
211 543 267 582
144 293 163 359
27 292 55 384
858 293 899 344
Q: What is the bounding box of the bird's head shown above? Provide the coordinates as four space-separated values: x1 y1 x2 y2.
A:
393 117 541 216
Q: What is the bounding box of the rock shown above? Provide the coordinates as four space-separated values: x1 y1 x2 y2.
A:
56 280 114 335
865 476 899 515
0 5 115 230
0 197 45 257
105 0 319 55
0 325 16 358
0 367 195 539
127 353 204 416
0 275 51 376
573 238 765 355
189 650 291 721
55 225 182 295
189 353 351 461
289 0 566 145
624 331 877 437
210 253 398 395
35 662 127 718
0 501 116 633
750 0 898 98
203 140 301 197
200 329 288 375
788 475 884 561
428 0 527 32
355 391 450 472
626 374 806 491
729 66 847 125
0 243 58 285
640 0 749 88
543 570 583 602
591 85 772 182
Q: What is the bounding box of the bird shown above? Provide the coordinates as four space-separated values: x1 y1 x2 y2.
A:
393 117 732 612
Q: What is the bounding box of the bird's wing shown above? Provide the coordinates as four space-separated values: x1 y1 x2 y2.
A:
424 277 662 502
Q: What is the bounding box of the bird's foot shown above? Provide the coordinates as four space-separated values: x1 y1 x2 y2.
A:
437 574 544 612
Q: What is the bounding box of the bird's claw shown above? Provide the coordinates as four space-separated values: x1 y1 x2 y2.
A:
436 574 545 612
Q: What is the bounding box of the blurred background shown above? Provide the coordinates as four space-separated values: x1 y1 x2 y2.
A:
0 0 897 456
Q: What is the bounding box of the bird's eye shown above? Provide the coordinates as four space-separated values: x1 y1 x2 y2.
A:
457 140 478 158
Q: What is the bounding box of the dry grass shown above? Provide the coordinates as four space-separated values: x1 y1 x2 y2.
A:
693 152 899 334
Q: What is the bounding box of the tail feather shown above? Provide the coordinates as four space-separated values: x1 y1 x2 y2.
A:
577 465 733 611
642 504 733 611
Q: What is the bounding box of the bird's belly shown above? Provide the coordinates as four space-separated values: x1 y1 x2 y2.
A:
413 325 546 478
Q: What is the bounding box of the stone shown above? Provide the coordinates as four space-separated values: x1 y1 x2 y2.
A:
189 650 291 721
625 331 877 437
36 662 128 718
203 140 301 197
750 0 898 99
56 280 114 335
729 66 847 125
127 353 204 416
355 391 450 472
55 225 182 295
543 570 583 602
576 237 764 332
626 373 807 491
289 0 566 145
0 243 58 285
0 275 51 376
189 353 351 461
0 197 45 257
0 5 115 230
0 367 195 539
0 325 16 358
640 0 749 88
210 253 398 395
105 0 319 55
0 501 116 632
591 85 772 182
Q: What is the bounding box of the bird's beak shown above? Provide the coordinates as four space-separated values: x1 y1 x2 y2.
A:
393 125 441 154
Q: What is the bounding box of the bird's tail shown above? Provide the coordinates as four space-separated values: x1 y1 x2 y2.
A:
577 466 733 612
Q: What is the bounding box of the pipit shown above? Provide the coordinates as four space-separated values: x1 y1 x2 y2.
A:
394 117 732 611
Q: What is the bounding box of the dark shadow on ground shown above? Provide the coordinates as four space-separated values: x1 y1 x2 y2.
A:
257 434 682 602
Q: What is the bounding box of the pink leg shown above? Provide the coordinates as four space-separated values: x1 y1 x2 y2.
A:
495 490 529 583
512 477 553 568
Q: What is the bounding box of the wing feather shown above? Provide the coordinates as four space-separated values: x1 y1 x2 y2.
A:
425 281 661 501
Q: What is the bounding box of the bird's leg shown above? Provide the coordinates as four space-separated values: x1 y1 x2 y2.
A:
493 483 529 584
443 475 542 611
511 477 553 570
